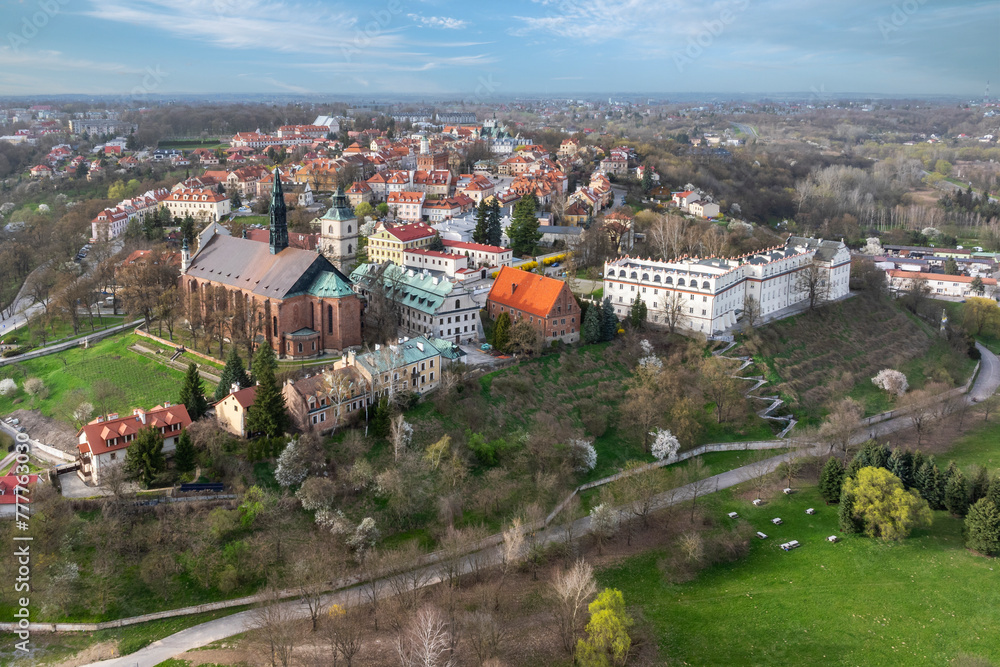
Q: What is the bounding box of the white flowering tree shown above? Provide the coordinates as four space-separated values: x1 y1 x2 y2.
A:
315 508 351 534
872 369 908 397
0 378 16 396
274 437 309 487
390 414 414 461
650 428 680 462
570 438 598 472
589 503 619 553
637 339 663 372
347 517 380 558
862 236 885 256
72 401 95 423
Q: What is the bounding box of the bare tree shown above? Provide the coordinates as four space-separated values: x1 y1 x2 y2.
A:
662 290 686 334
462 608 507 664
384 542 432 611
610 461 663 528
549 558 598 654
794 260 830 311
648 213 686 260
323 593 367 667
741 294 761 331
900 389 937 446
686 458 713 522
818 397 864 454
248 586 304 667
494 518 525 610
700 356 744 424
396 605 455 667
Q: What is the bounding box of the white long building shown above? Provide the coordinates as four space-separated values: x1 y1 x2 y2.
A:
604 236 851 335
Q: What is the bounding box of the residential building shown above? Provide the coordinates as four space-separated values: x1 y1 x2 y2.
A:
215 386 256 438
337 335 443 398
887 270 998 299
688 200 720 219
367 221 437 265
603 236 851 335
486 266 581 344
403 248 469 277
442 239 512 269
346 181 374 207
387 191 426 222
77 404 192 485
162 188 231 222
283 366 370 434
351 263 484 344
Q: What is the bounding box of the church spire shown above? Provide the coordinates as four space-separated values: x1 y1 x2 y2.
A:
269 167 288 254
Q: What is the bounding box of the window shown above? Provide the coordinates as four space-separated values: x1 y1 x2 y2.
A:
110 452 117 460
273 315 278 335
297 342 303 353
689 307 694 313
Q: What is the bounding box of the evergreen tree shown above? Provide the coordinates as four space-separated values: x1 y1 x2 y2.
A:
927 464 947 511
473 199 489 244
507 196 541 256
987 474 1000 508
372 397 391 438
492 311 512 352
178 362 209 421
246 344 288 438
819 457 845 504
889 448 914 489
966 498 1000 556
174 430 196 473
180 214 197 247
969 465 991 505
641 166 652 193
838 490 862 534
911 450 926 476
915 461 933 500
486 199 503 247
629 298 647 329
582 301 603 344
215 347 252 401
870 442 890 470
945 469 970 517
124 427 165 488
600 297 618 342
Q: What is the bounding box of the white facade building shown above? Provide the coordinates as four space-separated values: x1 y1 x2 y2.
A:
604 237 851 335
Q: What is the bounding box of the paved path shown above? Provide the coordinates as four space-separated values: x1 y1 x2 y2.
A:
75 344 1000 667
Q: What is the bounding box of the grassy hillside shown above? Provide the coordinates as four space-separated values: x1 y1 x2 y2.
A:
600 484 1000 666
742 296 975 422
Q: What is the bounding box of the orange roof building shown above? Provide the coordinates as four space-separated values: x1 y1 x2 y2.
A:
486 266 580 344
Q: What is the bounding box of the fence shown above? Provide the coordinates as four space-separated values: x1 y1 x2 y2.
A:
0 320 142 367
133 327 220 366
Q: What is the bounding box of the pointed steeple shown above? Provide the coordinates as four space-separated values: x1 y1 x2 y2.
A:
181 236 191 273
269 168 288 254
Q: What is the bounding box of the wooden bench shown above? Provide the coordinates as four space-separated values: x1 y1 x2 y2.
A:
783 488 793 495
827 535 839 543
771 517 783 525
728 512 739 519
756 531 768 539
752 499 763 506
805 508 816 515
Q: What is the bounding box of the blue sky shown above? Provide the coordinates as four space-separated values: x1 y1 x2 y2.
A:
1 0 996 97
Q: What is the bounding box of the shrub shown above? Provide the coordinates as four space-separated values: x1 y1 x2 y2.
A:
23 377 44 397
0 378 15 396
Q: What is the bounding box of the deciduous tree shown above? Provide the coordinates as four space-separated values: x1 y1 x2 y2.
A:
575 588 633 667
841 467 932 540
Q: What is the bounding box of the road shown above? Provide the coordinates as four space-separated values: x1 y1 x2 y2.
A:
74 344 1000 667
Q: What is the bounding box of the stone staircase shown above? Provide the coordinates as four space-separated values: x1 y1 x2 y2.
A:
713 340 797 438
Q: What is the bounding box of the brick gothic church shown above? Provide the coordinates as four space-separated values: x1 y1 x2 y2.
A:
180 171 362 358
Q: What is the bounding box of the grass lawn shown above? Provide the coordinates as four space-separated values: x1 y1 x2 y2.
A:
0 315 128 347
0 333 186 422
940 416 1000 473
14 607 249 666
600 485 1000 666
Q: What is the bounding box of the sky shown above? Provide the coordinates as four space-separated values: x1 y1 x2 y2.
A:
0 0 997 98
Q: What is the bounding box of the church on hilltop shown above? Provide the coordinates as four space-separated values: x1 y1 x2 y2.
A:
180 171 362 359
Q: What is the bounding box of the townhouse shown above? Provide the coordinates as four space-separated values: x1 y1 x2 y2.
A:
486 266 581 344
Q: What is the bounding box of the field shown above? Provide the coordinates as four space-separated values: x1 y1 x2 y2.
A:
0 315 127 348
0 333 186 423
743 296 975 422
600 484 1000 666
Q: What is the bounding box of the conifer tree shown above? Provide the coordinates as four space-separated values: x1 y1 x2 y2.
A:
987 474 1000 509
966 498 1000 556
629 298 647 329
372 397 391 438
838 489 862 534
583 302 603 344
246 344 288 438
945 469 970 517
174 430 196 473
179 362 208 421
473 199 489 244
215 346 251 401
969 465 991 505
926 464 947 511
507 196 541 256
124 427 165 488
486 199 503 247
889 448 914 489
492 311 512 352
601 297 618 342
819 457 845 504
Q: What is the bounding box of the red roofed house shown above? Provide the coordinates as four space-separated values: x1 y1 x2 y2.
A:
887 270 998 299
216 385 257 438
487 266 580 344
386 191 426 222
367 220 436 264
0 471 39 517
346 181 374 207
442 240 512 269
30 164 53 178
77 404 192 485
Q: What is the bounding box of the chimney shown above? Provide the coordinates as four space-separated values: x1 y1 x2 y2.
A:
133 408 146 425
231 382 241 394
511 282 518 294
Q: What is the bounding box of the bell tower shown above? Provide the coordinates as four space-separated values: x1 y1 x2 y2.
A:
269 168 288 255
319 184 358 272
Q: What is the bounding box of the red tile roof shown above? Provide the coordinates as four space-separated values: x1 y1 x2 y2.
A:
78 404 192 457
442 239 508 254
887 270 997 285
381 221 435 242
0 472 39 505
223 385 257 408
487 266 568 318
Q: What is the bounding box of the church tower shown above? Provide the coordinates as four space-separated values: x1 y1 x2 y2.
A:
319 184 358 272
269 168 288 254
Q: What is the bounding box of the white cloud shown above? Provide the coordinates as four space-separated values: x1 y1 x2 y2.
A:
408 14 469 30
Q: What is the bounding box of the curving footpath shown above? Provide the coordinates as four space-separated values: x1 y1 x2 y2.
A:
76 344 1000 667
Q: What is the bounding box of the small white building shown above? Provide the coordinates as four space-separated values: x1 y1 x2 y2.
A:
403 248 469 278
887 270 997 299
442 240 513 269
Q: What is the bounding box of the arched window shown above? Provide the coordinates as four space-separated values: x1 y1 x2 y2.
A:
641 273 649 281
272 315 278 335
329 225 334 234
607 268 615 276
618 270 626 278
327 305 333 334
665 276 673 284
455 299 461 309
347 244 353 254
347 225 352 233
653 275 661 283
630 272 638 280
677 278 685 287
702 281 711 290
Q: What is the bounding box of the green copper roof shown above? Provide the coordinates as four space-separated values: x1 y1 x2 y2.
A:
351 262 462 316
355 335 441 375
321 185 356 222
307 270 355 298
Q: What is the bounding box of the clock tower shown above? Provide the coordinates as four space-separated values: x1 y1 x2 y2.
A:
319 184 358 272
